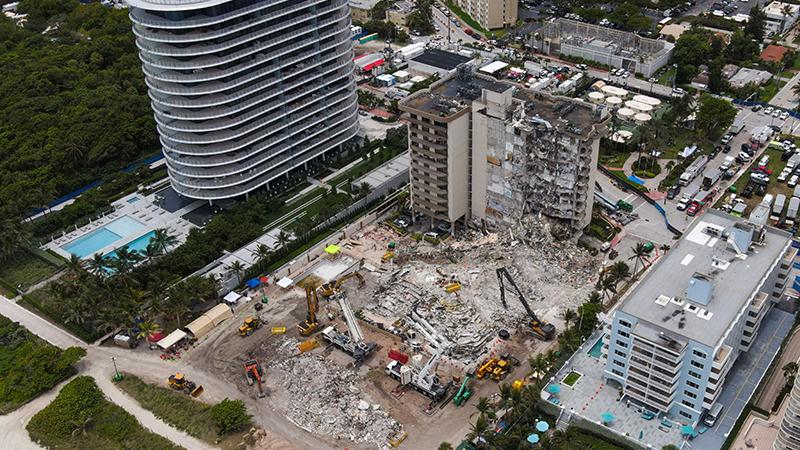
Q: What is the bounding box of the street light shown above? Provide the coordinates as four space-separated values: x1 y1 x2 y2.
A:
111 356 123 382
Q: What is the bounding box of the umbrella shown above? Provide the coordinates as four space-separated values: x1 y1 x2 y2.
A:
547 384 561 394
681 425 697 437
259 276 269 283
536 421 549 432
526 434 540 444
246 278 261 289
324 244 340 255
601 412 615 424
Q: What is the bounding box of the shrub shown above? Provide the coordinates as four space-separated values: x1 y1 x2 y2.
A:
412 232 422 242
27 376 104 438
210 398 251 435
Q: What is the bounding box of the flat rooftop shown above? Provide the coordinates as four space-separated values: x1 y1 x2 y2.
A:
400 74 509 118
409 49 472 71
619 209 791 347
352 151 409 189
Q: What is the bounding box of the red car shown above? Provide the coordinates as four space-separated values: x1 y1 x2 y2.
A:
752 166 773 175
687 202 701 216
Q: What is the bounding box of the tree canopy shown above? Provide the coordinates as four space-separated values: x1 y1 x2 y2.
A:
696 94 737 140
0 0 157 222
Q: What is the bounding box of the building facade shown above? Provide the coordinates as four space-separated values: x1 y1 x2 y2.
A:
349 0 380 22
764 1 800 35
399 69 606 233
128 0 359 200
776 364 800 450
529 19 674 78
454 0 517 30
603 211 795 424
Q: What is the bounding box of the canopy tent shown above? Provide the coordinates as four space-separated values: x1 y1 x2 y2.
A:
324 244 341 255
157 329 187 350
259 276 269 284
536 421 549 432
526 434 540 444
205 303 233 326
246 278 261 288
277 277 294 288
185 316 214 339
147 330 165 343
223 291 242 304
601 412 615 424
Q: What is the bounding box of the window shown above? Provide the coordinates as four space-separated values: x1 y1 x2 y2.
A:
689 370 702 379
614 350 627 358
618 330 630 338
687 381 700 389
612 369 624 377
684 390 697 399
616 340 629 348
693 350 707 359
614 359 626 368
619 320 632 328
679 411 692 419
748 311 758 318
773 292 782 298
682 400 695 408
691 360 704 369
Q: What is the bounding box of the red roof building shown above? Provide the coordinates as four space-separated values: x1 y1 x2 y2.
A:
761 45 790 63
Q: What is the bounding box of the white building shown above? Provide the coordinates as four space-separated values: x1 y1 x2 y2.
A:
126 0 359 201
764 1 800 35
453 0 517 30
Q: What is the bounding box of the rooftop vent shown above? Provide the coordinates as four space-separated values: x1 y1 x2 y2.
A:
697 309 714 321
655 295 671 307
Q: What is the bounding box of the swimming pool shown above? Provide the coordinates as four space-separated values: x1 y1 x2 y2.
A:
61 216 145 258
106 231 156 259
588 335 605 358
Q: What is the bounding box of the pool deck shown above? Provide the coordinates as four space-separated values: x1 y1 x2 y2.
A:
44 190 204 259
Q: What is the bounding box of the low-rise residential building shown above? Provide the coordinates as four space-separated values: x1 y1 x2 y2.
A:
603 210 796 424
399 68 608 233
453 0 517 30
764 1 800 35
729 67 774 89
350 0 382 22
388 0 414 27
529 19 674 78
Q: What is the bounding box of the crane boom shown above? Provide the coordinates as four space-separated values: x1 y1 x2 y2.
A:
496 267 556 340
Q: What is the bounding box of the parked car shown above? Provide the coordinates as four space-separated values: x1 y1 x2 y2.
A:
779 168 791 182
773 110 781 118
394 216 410 228
667 185 681 199
790 175 799 187
752 105 762 112
687 202 701 216
723 144 731 153
720 133 733 145
765 106 774 115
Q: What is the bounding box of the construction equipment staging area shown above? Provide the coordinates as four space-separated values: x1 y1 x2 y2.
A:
184 215 601 449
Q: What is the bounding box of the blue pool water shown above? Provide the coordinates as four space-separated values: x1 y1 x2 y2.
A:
588 335 605 358
61 216 145 258
106 231 156 260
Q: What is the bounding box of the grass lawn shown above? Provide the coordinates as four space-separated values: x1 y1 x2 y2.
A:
0 250 59 292
563 371 582 386
599 151 630 169
27 376 182 450
657 66 677 86
760 82 781 103
116 374 246 448
445 0 487 34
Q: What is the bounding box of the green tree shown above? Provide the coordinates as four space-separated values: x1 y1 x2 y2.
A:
745 3 766 41
783 362 799 379
696 94 737 140
438 443 454 450
629 242 648 274
150 228 177 255
672 30 712 83
708 57 726 94
210 398 251 435
725 30 759 64
407 0 435 34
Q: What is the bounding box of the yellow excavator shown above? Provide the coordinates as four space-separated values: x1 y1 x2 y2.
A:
167 373 204 397
238 316 262 337
298 285 320 336
319 271 365 298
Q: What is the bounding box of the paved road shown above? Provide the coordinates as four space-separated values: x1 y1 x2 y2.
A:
0 296 84 349
432 6 478 43
755 326 800 411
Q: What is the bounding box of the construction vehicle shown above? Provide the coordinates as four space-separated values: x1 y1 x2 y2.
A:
238 316 262 337
496 267 556 340
243 359 266 398
385 351 449 401
476 358 498 380
319 271 365 298
167 373 204 397
298 285 320 336
490 354 520 381
453 375 472 406
321 294 377 361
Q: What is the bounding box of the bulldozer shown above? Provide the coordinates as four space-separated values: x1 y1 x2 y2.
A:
167 373 204 397
298 285 320 336
244 359 266 398
238 316 262 337
476 358 498 380
319 271 365 298
490 354 520 381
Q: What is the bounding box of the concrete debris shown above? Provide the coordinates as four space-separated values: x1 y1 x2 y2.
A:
265 337 402 447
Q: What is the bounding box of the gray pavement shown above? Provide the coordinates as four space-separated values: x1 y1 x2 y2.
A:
769 71 800 111
689 307 794 449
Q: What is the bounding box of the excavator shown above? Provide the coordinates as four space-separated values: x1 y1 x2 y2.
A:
496 267 556 341
319 271 365 298
238 316 262 337
244 359 266 398
167 373 204 397
298 285 320 336
453 375 472 406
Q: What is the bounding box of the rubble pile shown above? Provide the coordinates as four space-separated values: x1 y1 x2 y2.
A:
266 338 402 447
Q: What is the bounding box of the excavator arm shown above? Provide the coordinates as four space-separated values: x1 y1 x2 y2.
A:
298 286 320 336
496 267 556 340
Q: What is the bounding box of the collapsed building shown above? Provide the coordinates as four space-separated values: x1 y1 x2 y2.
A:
399 66 609 235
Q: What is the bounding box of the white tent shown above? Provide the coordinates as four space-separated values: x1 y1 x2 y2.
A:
223 291 242 304
157 329 187 350
277 277 294 289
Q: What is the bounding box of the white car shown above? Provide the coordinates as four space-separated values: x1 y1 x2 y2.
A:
765 106 774 114
790 175 800 187
773 110 781 118
779 168 791 182
781 111 790 120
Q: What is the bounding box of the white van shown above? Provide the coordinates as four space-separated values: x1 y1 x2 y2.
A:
703 403 724 427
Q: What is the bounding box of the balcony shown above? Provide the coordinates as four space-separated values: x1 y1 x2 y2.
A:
129 0 297 30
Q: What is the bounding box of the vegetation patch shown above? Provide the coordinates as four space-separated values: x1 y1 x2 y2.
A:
0 315 85 414
631 156 662 179
445 1 487 34
27 376 182 450
562 371 582 387
0 248 60 292
116 374 250 446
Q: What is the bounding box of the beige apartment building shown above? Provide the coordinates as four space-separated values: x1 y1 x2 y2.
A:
454 0 517 30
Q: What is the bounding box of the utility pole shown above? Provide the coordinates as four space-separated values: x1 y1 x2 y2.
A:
111 356 123 382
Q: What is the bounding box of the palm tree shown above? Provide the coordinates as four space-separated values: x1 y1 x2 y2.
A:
562 308 578 331
86 253 107 275
143 243 161 260
253 243 273 263
165 294 191 328
276 230 290 248
467 414 489 442
629 242 648 274
660 244 671 254
587 291 603 304
609 261 630 287
598 274 617 300
437 443 454 450
65 254 86 276
150 228 177 255
227 260 245 283
136 320 161 341
109 246 141 273
474 396 491 418
784 362 799 379
528 353 549 380
69 414 94 438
